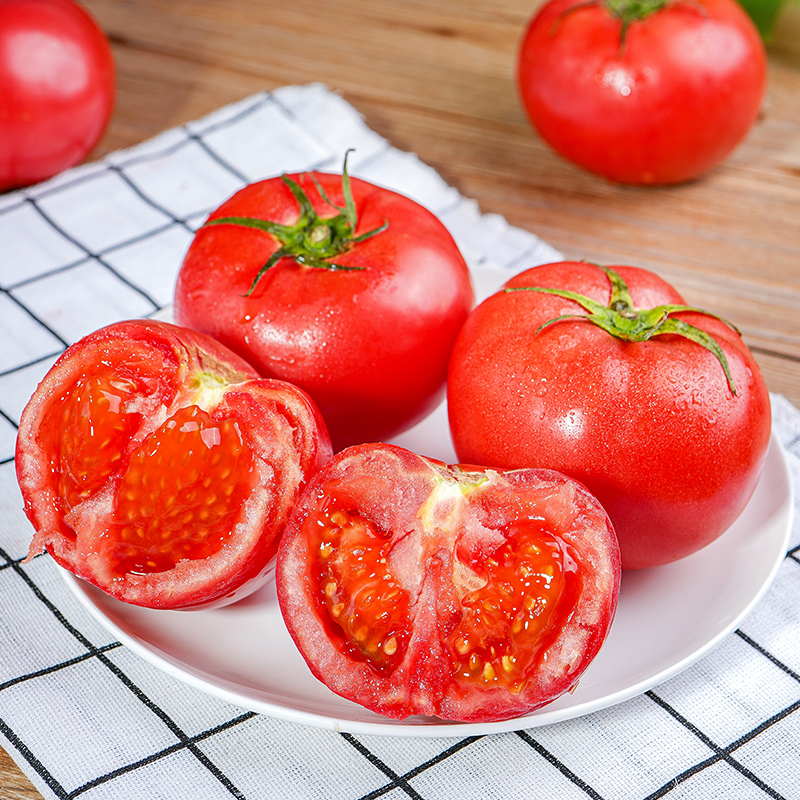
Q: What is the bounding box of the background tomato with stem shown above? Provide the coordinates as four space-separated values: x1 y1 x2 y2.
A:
516 0 767 185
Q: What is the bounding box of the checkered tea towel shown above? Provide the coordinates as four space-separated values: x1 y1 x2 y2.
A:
0 84 798 800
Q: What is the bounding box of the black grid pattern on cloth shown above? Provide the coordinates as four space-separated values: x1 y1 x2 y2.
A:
0 84 798 800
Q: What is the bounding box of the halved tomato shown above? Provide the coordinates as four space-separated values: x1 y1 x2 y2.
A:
16 319 332 609
277 443 620 722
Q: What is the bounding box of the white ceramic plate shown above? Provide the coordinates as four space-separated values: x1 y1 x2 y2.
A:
62 406 793 738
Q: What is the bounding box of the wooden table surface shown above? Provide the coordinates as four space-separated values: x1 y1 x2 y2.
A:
3 0 799 795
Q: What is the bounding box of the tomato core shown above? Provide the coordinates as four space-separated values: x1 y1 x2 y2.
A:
106 405 253 576
313 503 410 674
450 522 580 692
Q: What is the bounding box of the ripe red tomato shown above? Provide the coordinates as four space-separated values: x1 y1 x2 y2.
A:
447 262 772 570
174 161 474 451
517 0 766 185
16 320 332 609
277 443 620 722
0 0 115 191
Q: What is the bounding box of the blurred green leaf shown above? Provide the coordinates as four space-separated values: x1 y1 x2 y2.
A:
738 0 790 40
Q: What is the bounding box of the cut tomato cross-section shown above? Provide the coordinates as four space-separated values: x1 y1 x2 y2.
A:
277 443 620 723
17 319 332 609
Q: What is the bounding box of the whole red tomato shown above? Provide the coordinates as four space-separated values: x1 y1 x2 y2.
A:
0 0 115 191
16 320 332 609
174 159 474 451
447 262 772 570
517 0 766 185
277 443 620 722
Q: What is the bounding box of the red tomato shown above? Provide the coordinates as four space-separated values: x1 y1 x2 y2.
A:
0 0 115 191
516 0 766 185
174 162 474 451
447 262 772 570
16 320 332 609
277 443 620 722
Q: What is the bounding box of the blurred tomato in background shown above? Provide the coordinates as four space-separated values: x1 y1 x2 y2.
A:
0 0 115 191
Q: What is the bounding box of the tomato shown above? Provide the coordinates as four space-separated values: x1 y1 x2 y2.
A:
174 157 474 451
447 262 772 570
16 319 332 609
0 0 115 192
277 442 620 722
516 0 766 185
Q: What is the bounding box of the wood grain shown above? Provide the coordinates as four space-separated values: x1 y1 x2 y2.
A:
3 1 799 795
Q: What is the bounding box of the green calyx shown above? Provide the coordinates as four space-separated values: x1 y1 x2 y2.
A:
203 150 388 296
553 0 671 44
604 0 670 40
505 265 740 395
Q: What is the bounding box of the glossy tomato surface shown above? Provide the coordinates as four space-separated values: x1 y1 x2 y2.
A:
16 320 332 609
447 262 772 570
0 0 115 191
517 0 766 185
277 443 620 723
174 170 474 450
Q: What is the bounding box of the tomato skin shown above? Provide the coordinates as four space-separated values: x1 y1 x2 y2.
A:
516 0 766 185
0 0 115 191
277 443 620 722
16 320 332 609
447 261 772 570
174 171 474 451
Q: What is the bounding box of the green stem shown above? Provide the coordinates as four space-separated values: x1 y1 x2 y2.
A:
202 150 388 296
505 265 740 395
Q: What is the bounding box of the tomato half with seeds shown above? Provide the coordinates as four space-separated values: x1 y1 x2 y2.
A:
173 157 474 451
16 319 332 609
277 443 620 722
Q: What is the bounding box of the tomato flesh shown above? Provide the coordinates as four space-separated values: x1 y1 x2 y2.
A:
314 503 410 675
53 374 142 516
450 523 579 693
110 405 254 576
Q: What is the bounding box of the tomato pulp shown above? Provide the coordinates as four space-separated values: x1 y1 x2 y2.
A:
16 320 332 609
277 443 620 722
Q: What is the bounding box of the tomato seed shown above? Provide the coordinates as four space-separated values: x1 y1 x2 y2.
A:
383 636 398 656
454 637 471 655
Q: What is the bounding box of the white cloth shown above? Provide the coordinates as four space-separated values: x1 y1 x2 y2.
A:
0 84 798 800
